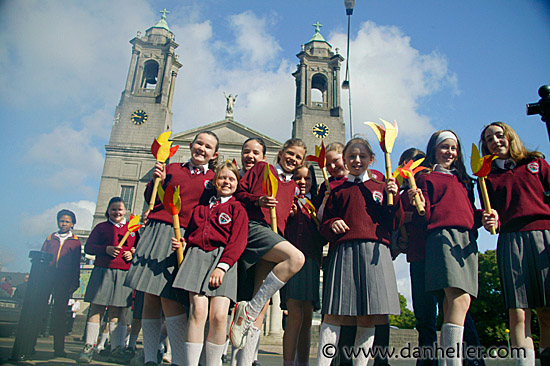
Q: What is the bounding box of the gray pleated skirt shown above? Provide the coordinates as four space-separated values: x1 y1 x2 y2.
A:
124 220 184 301
239 220 287 272
497 230 550 309
322 240 400 316
425 228 478 297
84 267 132 307
173 246 238 302
280 257 320 311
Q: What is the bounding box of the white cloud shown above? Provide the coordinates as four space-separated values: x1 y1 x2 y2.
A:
23 200 96 238
23 122 105 190
328 21 458 144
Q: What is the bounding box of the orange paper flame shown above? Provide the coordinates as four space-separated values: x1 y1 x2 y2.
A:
365 118 399 153
157 184 181 215
306 140 327 169
262 164 278 197
393 158 426 185
151 131 179 163
470 143 497 178
127 213 143 232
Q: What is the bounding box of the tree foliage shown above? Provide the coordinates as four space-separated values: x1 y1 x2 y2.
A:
389 293 416 329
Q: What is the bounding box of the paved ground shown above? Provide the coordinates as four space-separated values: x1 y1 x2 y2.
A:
0 334 531 365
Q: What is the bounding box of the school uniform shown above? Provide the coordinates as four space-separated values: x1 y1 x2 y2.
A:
280 193 326 310
234 161 299 271
320 172 403 316
173 196 248 302
84 219 139 307
125 161 215 300
484 158 550 309
414 168 481 297
41 231 81 354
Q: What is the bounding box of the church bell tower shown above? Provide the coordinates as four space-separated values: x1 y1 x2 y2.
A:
292 22 345 154
92 10 182 226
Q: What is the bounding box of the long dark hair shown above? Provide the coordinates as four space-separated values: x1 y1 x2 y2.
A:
422 130 473 185
105 197 126 218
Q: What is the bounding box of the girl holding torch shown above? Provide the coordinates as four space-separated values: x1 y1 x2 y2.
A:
229 138 306 364
125 131 219 366
480 122 550 366
79 197 138 363
408 130 481 366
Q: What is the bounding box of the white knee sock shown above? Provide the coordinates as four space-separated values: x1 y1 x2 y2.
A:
142 318 162 364
165 314 187 366
317 323 341 366
515 347 535 366
205 341 225 366
246 271 285 319
222 337 229 356
353 326 375 366
253 327 261 360
85 322 100 347
235 325 261 365
183 342 203 366
440 323 463 366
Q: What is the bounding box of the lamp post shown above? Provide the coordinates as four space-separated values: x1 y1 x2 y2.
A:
343 0 355 139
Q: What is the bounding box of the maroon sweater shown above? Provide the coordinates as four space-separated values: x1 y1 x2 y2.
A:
414 171 481 232
41 232 81 290
320 180 403 247
484 158 550 233
184 197 249 268
235 161 299 233
145 163 215 228
285 197 327 266
314 170 385 209
85 221 139 270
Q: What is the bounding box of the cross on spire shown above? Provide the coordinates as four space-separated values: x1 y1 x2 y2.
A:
312 21 323 33
160 8 170 20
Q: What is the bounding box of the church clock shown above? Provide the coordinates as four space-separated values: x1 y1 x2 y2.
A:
130 110 148 125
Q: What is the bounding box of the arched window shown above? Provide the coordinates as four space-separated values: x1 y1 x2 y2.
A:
141 60 159 89
311 73 327 108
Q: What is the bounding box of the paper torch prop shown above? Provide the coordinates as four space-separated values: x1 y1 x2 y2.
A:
296 196 320 226
263 164 279 233
393 158 427 216
148 131 180 210
117 214 143 248
306 141 331 193
471 143 497 235
365 118 398 206
157 184 185 266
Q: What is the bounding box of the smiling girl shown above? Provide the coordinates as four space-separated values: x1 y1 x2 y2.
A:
317 137 402 366
79 197 138 363
125 131 219 366
408 130 481 366
480 122 550 365
229 138 306 363
171 162 248 366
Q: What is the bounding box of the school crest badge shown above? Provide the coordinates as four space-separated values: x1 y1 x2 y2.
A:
372 191 383 204
219 212 232 225
527 161 539 174
130 232 135 237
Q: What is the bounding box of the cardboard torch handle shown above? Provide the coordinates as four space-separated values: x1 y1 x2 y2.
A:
269 207 278 233
172 215 184 266
479 177 497 235
148 177 161 211
322 167 331 193
408 175 425 216
385 152 394 206
117 231 131 248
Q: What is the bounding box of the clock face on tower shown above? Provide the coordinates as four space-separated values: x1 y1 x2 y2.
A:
130 110 148 125
312 123 329 139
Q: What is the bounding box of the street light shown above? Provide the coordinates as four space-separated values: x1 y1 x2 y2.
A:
343 0 355 139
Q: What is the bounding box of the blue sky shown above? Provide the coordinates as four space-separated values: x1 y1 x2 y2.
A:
1 0 549 305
